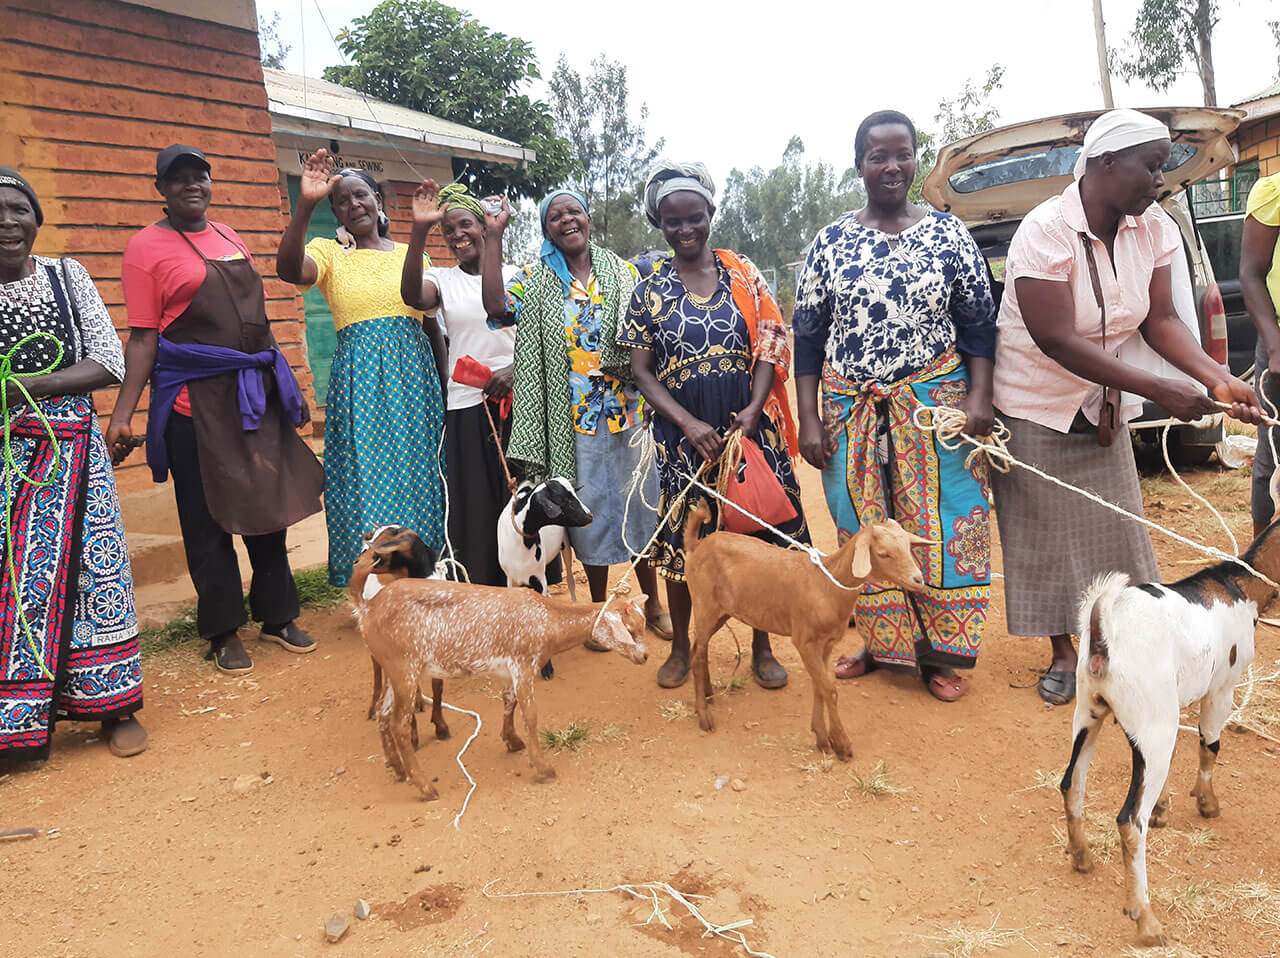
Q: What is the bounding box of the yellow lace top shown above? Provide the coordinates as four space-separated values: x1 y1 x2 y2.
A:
302 238 431 331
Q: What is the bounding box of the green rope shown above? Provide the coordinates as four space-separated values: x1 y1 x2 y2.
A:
2 331 66 682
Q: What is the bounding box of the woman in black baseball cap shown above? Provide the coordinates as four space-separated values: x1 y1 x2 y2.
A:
109 144 325 675
0 166 147 761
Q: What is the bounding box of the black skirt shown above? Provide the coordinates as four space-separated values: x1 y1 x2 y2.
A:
444 400 512 586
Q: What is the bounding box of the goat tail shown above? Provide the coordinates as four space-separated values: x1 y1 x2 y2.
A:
1077 572 1129 679
683 497 713 556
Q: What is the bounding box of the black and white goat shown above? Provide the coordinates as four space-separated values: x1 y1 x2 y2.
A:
497 478 593 679
1059 521 1279 947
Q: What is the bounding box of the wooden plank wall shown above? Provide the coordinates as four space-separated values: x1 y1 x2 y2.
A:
0 0 306 492
1238 115 1280 178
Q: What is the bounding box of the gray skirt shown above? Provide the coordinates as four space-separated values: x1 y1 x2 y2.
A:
567 425 659 567
990 412 1159 637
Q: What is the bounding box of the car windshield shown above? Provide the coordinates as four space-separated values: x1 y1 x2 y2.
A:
947 141 1197 194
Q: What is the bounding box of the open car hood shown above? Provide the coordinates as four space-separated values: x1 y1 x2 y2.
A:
921 107 1243 227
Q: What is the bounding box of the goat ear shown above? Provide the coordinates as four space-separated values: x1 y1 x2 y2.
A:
851 527 872 579
905 532 941 546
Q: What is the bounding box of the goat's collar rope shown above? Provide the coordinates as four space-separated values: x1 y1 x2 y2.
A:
481 397 518 495
912 404 1280 592
3 332 67 682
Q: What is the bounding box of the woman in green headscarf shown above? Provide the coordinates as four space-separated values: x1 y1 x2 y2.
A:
401 180 516 586
480 189 672 642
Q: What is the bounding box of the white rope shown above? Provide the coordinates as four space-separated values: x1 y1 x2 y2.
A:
481 879 775 957
1160 420 1238 554
914 405 1280 592
620 425 660 556
432 410 471 584
419 695 482 830
672 469 861 592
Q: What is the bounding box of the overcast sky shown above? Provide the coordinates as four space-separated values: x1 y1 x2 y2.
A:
260 0 1280 189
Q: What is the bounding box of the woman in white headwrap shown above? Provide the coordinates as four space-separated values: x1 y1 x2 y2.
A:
990 109 1261 705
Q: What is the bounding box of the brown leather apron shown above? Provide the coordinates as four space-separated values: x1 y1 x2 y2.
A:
163 226 324 536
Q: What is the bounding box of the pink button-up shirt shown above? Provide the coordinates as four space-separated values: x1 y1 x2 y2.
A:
993 180 1180 432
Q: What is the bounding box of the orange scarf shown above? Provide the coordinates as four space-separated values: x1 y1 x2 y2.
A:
716 248 799 459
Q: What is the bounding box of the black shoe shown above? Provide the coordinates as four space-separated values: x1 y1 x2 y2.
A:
260 622 317 654
206 633 253 674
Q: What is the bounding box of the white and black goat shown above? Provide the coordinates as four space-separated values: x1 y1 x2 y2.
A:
1059 521 1279 947
497 477 593 678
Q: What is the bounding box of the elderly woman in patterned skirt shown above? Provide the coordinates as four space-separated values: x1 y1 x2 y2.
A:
793 111 997 703
0 167 145 761
622 161 808 689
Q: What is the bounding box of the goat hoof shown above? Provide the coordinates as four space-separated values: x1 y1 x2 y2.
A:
366 707 375 721
434 724 451 741
417 786 440 802
1196 795 1220 818
533 767 557 783
1149 807 1169 829
697 714 715 733
1135 913 1167 947
505 737 526 753
1070 848 1095 874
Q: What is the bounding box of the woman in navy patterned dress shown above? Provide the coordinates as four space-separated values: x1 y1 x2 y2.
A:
622 161 808 689
792 112 997 702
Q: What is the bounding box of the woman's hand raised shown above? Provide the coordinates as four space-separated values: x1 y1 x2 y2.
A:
412 179 444 230
300 149 341 206
482 195 511 235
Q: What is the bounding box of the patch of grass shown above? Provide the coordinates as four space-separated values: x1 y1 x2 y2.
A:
137 606 199 657
538 720 591 751
138 568 343 659
713 673 747 694
1229 661 1280 742
1154 879 1280 933
600 725 627 741
293 567 345 608
846 760 907 797
917 914 1030 957
1013 768 1060 794
657 699 694 722
796 755 835 775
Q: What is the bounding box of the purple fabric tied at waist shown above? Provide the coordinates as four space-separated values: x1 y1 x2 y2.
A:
146 338 305 482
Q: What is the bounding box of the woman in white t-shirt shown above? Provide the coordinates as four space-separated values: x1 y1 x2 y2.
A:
402 181 517 585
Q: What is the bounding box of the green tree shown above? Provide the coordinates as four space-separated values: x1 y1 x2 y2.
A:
912 64 1005 202
258 11 290 70
1114 0 1220 106
547 55 664 257
322 0 575 199
715 137 865 313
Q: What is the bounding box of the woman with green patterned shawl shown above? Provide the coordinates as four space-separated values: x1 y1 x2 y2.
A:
480 190 671 642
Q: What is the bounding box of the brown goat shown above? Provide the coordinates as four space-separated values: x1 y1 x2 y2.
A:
683 500 929 760
349 533 649 799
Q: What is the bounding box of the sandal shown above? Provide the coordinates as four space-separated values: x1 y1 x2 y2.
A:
752 655 788 690
656 653 689 688
835 651 878 680
646 610 675 641
923 669 965 702
1037 669 1076 706
102 715 148 757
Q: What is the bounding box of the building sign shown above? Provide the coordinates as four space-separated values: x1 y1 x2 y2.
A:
295 150 385 178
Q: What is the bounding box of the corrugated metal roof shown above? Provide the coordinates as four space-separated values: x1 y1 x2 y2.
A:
1235 80 1280 106
263 69 535 164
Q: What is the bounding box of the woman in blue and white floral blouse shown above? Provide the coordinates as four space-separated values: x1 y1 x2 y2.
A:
792 110 998 703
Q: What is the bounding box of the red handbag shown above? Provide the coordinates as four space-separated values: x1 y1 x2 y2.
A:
721 437 797 535
452 355 510 418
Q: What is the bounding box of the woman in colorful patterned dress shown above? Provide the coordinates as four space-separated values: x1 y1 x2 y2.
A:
277 149 447 587
622 161 808 689
793 111 997 703
480 190 671 645
0 167 145 761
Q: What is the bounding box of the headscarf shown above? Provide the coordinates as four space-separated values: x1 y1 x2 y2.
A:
1073 109 1171 180
0 166 43 226
331 168 390 249
437 182 485 221
643 161 715 227
537 188 591 287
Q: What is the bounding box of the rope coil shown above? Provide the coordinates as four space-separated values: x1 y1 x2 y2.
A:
2 332 68 682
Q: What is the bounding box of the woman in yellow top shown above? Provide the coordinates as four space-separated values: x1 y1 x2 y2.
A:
277 149 446 585
1243 170 1280 537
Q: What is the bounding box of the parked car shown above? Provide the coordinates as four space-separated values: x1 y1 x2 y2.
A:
922 107 1245 464
1195 210 1253 375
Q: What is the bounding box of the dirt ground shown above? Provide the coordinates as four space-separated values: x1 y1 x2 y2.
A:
3 455 1280 957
